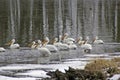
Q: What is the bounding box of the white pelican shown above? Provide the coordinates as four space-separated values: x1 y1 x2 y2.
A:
61 33 77 50
35 40 51 57
93 36 104 44
42 37 49 47
29 41 36 49
53 35 69 51
76 36 85 45
33 40 51 64
80 40 92 53
62 33 75 44
6 39 20 49
0 47 6 52
42 37 63 61
61 33 68 41
42 37 58 52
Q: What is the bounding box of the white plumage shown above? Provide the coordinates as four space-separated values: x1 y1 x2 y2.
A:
41 37 59 53
62 33 75 44
36 40 51 57
76 36 85 45
53 36 69 51
45 45 58 52
6 39 20 49
0 47 6 52
30 41 36 49
54 42 69 50
68 44 77 50
64 38 75 43
80 40 92 53
81 43 92 50
37 47 51 57
93 36 104 44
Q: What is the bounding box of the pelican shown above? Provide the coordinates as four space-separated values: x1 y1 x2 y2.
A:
6 39 20 49
80 40 92 53
76 36 85 45
68 43 77 50
61 33 77 50
62 33 75 44
29 41 36 49
0 47 6 52
61 33 68 41
35 40 51 57
42 37 58 53
93 36 104 44
53 35 69 51
42 37 63 61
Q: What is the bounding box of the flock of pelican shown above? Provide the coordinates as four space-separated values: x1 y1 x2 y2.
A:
0 33 104 57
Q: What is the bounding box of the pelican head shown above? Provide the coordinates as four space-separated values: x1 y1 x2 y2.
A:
51 38 58 44
85 36 89 41
54 38 58 42
79 36 83 40
64 33 68 36
38 40 41 44
30 41 36 48
59 35 62 39
62 33 68 40
44 37 49 43
93 36 98 42
35 40 42 48
32 41 36 44
11 39 15 43
76 36 82 43
42 37 49 46
59 35 62 42
28 41 35 47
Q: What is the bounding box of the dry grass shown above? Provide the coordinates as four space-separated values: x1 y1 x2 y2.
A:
85 59 119 73
111 57 120 67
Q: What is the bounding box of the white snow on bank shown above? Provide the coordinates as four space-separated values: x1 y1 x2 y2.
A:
0 75 37 80
0 60 87 71
0 60 87 79
107 74 120 80
84 54 109 57
16 70 50 78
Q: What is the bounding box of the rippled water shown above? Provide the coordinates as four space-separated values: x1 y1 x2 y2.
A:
0 43 120 79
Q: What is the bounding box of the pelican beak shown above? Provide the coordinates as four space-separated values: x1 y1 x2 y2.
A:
76 38 80 43
51 39 56 44
61 35 66 40
28 42 34 47
35 43 40 48
93 38 96 42
5 40 12 46
42 40 48 46
83 40 87 44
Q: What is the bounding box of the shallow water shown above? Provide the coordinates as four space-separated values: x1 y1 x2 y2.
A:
0 43 120 79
